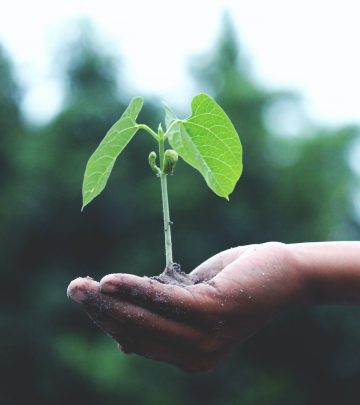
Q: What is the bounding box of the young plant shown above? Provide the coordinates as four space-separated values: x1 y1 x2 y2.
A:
82 93 242 277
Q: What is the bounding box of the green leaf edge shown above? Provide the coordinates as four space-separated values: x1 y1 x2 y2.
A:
164 93 242 200
81 96 143 210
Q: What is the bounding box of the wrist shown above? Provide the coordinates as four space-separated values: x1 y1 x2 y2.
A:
287 244 316 305
279 243 313 306
288 242 360 305
254 242 313 308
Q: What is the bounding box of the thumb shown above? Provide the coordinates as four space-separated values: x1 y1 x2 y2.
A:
190 246 247 282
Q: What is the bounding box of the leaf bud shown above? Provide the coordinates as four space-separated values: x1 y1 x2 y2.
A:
148 151 161 175
158 123 164 136
163 149 178 175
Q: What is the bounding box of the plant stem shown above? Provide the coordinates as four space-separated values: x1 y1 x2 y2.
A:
163 119 181 139
137 124 159 141
159 135 173 268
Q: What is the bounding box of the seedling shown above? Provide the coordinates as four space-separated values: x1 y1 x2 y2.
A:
82 93 242 279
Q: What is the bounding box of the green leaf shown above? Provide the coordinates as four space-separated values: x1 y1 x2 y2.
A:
82 96 143 209
166 93 242 199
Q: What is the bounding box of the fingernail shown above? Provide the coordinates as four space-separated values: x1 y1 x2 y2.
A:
100 275 118 293
67 277 97 303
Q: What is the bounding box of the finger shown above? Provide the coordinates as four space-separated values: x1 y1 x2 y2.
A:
85 305 227 372
123 337 227 373
68 278 136 349
68 277 147 352
70 277 213 350
98 246 252 319
99 274 218 321
84 308 136 354
190 246 250 282
67 276 99 303
68 277 136 349
211 246 259 291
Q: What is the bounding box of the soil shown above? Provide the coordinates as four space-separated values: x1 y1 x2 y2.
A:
151 263 200 287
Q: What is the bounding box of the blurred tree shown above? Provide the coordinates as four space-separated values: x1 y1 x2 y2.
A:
1 14 360 405
0 45 21 135
0 45 23 229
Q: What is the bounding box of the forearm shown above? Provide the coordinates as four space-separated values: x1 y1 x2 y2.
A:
290 242 360 305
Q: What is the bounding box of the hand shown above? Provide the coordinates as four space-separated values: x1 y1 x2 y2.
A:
67 242 305 372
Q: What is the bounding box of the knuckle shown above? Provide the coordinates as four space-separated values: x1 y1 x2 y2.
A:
261 241 286 251
262 241 282 248
261 241 290 261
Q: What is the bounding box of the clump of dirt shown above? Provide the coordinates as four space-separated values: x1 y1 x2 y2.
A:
152 263 200 287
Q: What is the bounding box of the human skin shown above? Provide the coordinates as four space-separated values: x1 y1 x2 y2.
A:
67 241 360 372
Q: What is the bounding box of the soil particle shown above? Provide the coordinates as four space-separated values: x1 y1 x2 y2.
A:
151 263 200 287
130 287 140 297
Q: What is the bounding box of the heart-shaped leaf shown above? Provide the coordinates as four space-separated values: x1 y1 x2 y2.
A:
82 96 143 209
165 93 242 199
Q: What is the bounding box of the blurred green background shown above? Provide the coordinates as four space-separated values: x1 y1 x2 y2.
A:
1 16 360 405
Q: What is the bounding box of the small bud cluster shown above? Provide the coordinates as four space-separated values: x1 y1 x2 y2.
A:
148 151 161 175
163 149 178 175
148 149 178 176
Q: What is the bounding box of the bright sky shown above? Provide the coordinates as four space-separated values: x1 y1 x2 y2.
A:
0 0 359 126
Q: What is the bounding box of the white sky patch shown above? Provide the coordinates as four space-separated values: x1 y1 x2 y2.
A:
0 0 359 125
